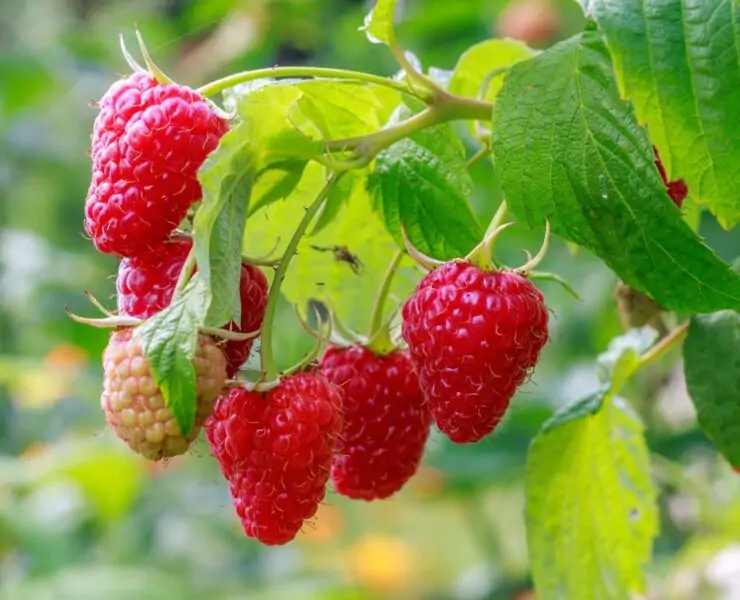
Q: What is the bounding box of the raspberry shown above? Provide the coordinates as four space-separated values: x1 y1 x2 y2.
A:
101 328 227 460
319 345 432 500
401 261 549 443
206 373 342 545
116 237 191 318
116 239 268 377
85 72 228 257
653 146 688 208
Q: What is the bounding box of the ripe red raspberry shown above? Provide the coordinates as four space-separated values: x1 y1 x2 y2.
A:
85 72 228 257
101 328 227 460
116 237 191 318
319 345 432 500
653 146 688 208
401 261 549 443
116 239 268 377
205 373 342 545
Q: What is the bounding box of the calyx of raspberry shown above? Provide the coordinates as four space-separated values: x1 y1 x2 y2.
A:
402 212 551 277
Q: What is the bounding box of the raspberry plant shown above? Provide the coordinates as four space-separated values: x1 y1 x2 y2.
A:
70 0 740 596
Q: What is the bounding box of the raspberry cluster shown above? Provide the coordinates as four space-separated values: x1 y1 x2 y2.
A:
81 64 554 549
83 71 268 460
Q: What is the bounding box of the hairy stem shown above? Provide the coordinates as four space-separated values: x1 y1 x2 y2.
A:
197 66 431 100
485 199 509 238
391 45 439 95
323 93 493 157
369 250 405 337
259 172 343 381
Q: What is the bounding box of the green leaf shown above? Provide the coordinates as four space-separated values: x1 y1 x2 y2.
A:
229 79 400 228
492 30 740 314
227 84 322 162
243 163 419 334
288 80 400 139
195 122 259 327
526 392 658 599
361 0 399 46
578 1 740 229
310 171 358 235
134 276 209 436
449 39 534 102
368 104 483 260
597 326 659 394
683 310 740 467
249 161 308 218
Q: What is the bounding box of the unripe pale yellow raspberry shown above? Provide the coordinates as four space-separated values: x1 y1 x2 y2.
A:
101 328 227 460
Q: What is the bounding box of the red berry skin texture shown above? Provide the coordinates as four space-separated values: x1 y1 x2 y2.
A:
116 237 191 319
653 146 688 208
205 373 343 546
101 328 227 460
320 345 432 501
401 261 549 444
85 72 228 257
116 239 268 377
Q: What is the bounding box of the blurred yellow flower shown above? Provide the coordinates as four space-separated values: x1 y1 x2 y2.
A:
346 533 417 594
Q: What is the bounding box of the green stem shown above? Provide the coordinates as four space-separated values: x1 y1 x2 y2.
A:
485 199 509 238
259 172 343 381
197 66 430 100
323 93 492 158
369 250 404 338
390 45 440 95
324 106 438 153
636 321 689 371
465 145 490 170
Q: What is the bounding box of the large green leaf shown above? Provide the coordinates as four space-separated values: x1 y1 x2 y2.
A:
579 1 740 228
194 122 258 327
368 104 483 260
492 30 740 313
243 163 419 334
526 392 658 600
683 310 740 467
134 276 210 436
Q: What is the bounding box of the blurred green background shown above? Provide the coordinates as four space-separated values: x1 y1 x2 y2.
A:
3 1 740 599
